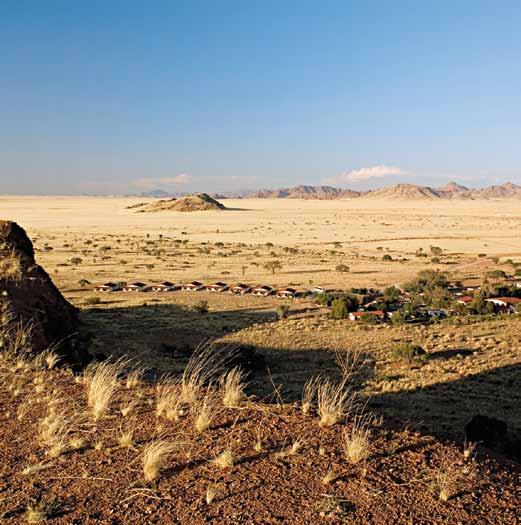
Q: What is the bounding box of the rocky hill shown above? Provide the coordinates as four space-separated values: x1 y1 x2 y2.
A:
363 183 442 200
463 182 521 199
0 221 88 365
137 193 227 212
247 185 361 199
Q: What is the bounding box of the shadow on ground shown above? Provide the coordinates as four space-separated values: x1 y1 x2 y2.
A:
79 302 521 458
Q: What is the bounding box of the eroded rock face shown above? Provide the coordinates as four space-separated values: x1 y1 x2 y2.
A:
0 221 89 365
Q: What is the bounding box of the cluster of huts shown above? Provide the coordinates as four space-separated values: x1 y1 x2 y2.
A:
94 280 319 299
93 279 521 321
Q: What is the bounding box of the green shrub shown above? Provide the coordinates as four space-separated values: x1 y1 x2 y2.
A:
331 298 349 319
382 254 393 262
192 300 209 314
335 264 350 273
276 304 290 320
392 343 427 364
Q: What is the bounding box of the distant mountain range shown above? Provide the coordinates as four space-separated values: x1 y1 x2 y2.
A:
136 182 521 201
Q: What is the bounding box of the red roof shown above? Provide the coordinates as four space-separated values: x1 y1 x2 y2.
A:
456 296 473 303
487 297 521 304
351 310 385 318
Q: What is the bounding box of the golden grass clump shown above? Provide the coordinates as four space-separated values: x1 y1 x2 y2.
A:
156 376 184 420
142 440 180 482
0 248 23 281
302 375 321 415
194 388 220 432
180 342 237 404
219 366 247 407
38 410 72 457
125 366 145 389
213 448 234 469
316 377 356 427
118 427 135 449
83 358 126 420
25 502 47 523
343 416 372 464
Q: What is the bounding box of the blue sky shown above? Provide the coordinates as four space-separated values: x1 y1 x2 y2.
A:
1 1 520 194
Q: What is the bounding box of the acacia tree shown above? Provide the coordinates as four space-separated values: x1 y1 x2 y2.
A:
264 260 282 274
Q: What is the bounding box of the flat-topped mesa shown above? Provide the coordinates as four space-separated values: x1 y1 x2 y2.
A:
0 220 89 366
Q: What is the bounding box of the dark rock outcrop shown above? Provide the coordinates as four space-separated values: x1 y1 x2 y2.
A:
0 221 89 366
465 414 521 461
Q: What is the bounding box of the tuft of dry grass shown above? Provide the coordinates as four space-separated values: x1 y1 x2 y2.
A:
83 358 126 420
193 388 220 432
38 410 72 457
206 482 226 505
155 376 185 420
118 426 135 449
219 366 247 407
0 248 23 281
125 366 145 389
343 416 372 464
316 377 356 427
180 342 237 405
142 440 180 482
213 448 234 469
302 375 321 415
25 503 46 523
120 399 139 417
321 469 336 485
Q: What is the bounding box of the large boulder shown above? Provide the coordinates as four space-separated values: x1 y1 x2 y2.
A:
0 221 89 365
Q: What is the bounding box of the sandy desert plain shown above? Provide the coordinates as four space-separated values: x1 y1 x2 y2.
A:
1 195 521 524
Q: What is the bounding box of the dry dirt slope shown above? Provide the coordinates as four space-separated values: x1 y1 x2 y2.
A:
0 357 520 525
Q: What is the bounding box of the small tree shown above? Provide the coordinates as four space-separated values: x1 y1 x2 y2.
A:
70 257 83 266
382 254 393 262
264 260 282 275
78 279 91 288
335 264 350 273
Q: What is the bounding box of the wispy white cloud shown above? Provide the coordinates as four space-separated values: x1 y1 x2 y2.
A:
324 165 406 185
131 174 192 190
130 174 258 191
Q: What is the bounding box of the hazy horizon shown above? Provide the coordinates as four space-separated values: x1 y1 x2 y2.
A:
2 2 520 195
